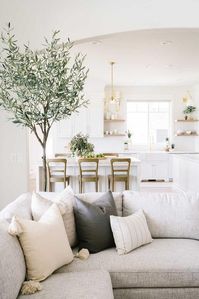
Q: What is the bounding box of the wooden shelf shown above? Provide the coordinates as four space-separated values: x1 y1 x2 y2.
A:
175 119 199 122
104 119 125 122
175 133 199 136
104 134 125 137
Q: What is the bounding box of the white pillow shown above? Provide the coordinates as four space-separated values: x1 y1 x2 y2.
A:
31 186 77 247
8 204 74 281
110 209 152 255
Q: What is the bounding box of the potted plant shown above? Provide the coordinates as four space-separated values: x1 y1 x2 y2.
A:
183 105 196 120
0 24 89 190
70 133 94 157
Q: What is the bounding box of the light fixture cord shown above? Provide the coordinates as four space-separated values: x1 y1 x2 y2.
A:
110 61 115 101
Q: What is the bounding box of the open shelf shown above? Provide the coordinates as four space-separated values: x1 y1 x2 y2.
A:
175 133 199 136
104 119 125 122
104 134 125 137
175 119 199 122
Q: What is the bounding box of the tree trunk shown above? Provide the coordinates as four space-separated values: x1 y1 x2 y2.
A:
42 144 47 191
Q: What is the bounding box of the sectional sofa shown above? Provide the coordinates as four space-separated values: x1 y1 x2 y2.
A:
1 190 199 299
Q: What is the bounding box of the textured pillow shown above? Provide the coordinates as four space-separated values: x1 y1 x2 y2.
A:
74 191 117 253
110 209 152 255
31 186 76 247
0 219 26 299
8 204 74 281
0 193 32 221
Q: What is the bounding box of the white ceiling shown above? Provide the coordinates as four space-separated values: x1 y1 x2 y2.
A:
1 1 199 86
1 0 199 49
74 29 199 86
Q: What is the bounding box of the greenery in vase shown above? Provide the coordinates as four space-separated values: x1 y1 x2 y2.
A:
70 133 94 157
0 24 89 190
183 105 196 115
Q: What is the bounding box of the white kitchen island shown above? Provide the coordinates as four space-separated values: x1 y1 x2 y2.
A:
36 157 141 193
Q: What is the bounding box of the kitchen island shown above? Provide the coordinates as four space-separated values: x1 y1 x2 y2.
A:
36 157 141 193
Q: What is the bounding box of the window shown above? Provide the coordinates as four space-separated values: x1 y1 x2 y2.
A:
127 101 171 146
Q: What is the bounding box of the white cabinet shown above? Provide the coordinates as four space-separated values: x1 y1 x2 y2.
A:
87 100 104 137
138 153 170 181
56 101 104 138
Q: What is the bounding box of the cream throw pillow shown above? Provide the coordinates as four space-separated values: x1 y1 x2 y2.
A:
31 186 77 247
110 209 152 255
9 204 74 281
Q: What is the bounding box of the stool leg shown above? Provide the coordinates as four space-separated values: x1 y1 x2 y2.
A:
80 180 83 193
112 180 114 192
108 177 111 190
96 180 98 192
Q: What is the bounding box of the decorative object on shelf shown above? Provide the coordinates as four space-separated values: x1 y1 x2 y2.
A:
124 141 129 151
183 105 196 120
164 137 170 152
70 133 94 157
0 24 89 191
125 130 132 150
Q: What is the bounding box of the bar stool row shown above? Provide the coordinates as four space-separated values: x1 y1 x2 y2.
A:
46 154 131 193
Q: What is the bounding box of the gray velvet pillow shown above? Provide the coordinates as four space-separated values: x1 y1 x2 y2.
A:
74 191 117 253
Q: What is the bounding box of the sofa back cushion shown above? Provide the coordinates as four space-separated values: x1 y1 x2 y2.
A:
123 191 199 239
77 192 122 216
0 193 32 221
0 219 26 299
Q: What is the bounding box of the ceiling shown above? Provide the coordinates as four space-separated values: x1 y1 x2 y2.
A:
74 29 199 86
1 1 199 86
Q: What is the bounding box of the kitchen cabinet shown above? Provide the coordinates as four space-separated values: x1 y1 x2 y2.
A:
87 100 104 137
56 100 104 138
138 153 170 181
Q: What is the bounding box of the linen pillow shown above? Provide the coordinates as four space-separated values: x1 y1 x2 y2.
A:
110 209 152 255
74 191 117 253
8 204 74 281
31 186 77 247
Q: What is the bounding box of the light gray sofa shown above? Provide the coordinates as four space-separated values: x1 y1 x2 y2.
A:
1 190 199 299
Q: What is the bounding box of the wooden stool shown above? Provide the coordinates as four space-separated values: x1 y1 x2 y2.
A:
78 158 99 193
108 158 131 191
46 158 70 192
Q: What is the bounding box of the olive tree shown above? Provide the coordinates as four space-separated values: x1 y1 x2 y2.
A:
0 25 88 190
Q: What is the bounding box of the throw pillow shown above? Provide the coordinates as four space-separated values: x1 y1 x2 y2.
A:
110 209 152 255
31 186 77 247
8 204 74 281
74 191 117 253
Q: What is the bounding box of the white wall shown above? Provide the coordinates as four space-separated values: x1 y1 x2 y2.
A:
0 111 28 209
49 84 196 157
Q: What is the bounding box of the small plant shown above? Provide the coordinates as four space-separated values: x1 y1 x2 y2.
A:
126 130 132 139
70 133 94 157
183 105 196 115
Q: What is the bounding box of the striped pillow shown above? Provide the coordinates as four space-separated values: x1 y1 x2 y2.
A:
110 209 152 255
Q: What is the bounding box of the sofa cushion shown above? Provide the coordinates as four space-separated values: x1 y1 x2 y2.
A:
110 209 152 255
77 192 122 216
123 191 199 239
11 204 74 281
32 186 77 247
17 271 114 299
56 239 199 288
74 191 117 253
0 219 26 299
0 193 32 221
